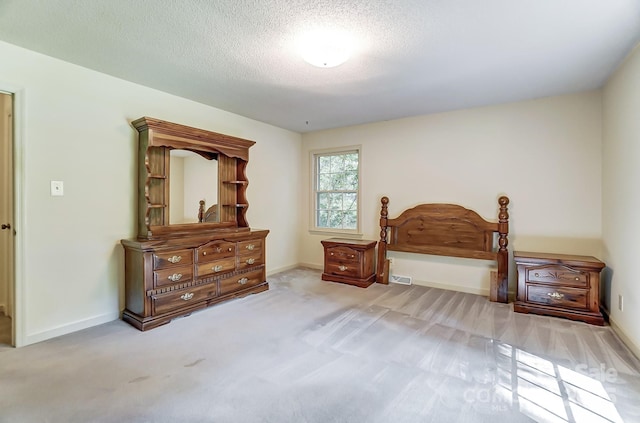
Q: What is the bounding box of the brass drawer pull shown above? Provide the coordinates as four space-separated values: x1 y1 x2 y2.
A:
180 292 194 301
238 277 249 285
246 258 255 265
167 273 183 282
547 292 564 300
339 265 348 271
215 247 222 253
167 255 182 264
246 244 255 251
213 265 223 272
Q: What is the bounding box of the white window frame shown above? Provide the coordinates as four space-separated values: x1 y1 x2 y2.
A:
309 145 362 237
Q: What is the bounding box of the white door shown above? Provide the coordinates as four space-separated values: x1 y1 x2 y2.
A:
0 92 14 346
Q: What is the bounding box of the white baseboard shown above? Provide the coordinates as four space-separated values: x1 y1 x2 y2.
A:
268 263 325 276
608 317 640 361
274 265 517 299
295 262 323 271
23 311 120 346
412 279 489 297
411 274 516 299
267 264 302 276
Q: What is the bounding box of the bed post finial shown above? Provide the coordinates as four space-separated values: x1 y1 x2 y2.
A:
495 195 510 303
380 196 389 243
377 196 390 284
497 196 509 252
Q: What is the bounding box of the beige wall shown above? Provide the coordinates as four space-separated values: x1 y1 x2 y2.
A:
301 91 603 295
0 41 302 346
602 44 640 356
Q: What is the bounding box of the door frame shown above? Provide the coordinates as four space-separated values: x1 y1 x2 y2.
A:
0 84 25 347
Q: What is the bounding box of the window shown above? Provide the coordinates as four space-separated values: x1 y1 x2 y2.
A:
311 147 360 233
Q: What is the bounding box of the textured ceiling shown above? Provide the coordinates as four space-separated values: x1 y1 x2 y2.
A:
1 0 639 133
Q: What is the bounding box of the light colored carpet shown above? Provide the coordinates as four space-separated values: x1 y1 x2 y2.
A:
1 267 639 423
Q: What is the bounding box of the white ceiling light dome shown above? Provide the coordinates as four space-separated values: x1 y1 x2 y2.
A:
298 28 354 68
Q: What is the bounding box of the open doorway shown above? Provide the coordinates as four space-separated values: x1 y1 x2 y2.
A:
0 91 14 347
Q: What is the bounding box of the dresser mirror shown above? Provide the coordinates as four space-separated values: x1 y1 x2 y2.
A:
132 117 255 239
168 149 219 225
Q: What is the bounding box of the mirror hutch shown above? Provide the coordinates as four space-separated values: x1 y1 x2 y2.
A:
121 117 269 331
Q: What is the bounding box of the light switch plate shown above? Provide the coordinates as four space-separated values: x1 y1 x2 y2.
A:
51 180 64 196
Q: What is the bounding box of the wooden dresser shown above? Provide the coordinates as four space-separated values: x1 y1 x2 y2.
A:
122 230 268 331
513 251 605 325
122 117 269 330
321 238 377 288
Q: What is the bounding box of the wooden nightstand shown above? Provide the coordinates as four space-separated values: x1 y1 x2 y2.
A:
321 238 377 288
513 251 605 325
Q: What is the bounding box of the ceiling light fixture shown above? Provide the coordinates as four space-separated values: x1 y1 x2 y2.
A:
298 28 353 68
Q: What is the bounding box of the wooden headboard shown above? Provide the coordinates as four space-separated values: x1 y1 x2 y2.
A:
377 196 510 303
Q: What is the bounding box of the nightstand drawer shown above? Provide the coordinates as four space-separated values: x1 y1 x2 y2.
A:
326 246 360 263
325 261 360 278
526 284 589 310
525 265 588 287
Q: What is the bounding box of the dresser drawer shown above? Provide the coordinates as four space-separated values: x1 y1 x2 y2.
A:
525 284 589 310
153 265 194 289
525 265 588 288
219 269 264 296
237 239 262 255
236 250 263 270
153 249 193 270
197 241 236 262
151 282 217 315
197 256 236 277
326 246 360 263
